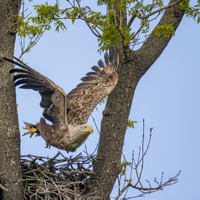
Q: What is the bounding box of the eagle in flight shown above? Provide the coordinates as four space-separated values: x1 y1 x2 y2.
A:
3 48 118 152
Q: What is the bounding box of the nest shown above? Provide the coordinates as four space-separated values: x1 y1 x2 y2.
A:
21 151 96 199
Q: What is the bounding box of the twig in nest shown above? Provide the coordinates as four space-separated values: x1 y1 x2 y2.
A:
21 151 97 199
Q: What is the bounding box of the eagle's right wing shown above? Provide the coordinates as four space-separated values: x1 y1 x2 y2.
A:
3 56 67 130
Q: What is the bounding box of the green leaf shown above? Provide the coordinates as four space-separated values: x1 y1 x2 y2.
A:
127 119 137 129
154 24 175 37
121 160 131 175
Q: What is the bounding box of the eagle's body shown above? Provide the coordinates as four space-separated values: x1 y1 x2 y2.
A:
3 48 118 152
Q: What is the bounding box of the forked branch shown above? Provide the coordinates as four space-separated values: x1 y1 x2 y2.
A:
115 120 181 199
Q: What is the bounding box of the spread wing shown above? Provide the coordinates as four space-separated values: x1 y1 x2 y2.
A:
66 47 119 125
4 47 119 128
4 56 67 130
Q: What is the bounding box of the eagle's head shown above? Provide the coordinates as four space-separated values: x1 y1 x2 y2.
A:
68 124 93 151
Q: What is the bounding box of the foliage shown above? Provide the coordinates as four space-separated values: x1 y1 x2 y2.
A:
16 0 200 55
154 24 175 37
180 0 200 22
18 2 66 37
98 96 107 105
127 119 137 129
121 160 131 175
17 1 66 57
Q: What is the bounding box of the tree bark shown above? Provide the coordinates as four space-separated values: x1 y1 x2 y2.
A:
0 0 23 199
92 0 185 198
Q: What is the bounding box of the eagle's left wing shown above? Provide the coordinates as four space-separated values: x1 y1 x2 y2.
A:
3 56 67 130
66 48 119 125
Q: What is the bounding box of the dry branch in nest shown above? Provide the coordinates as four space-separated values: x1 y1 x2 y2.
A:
21 151 96 199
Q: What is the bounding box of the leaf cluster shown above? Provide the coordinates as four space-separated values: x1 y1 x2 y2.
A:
17 1 66 56
154 24 175 37
180 0 200 23
127 119 137 129
18 1 66 37
17 0 200 54
121 160 131 175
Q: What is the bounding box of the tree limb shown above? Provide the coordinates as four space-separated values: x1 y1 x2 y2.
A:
135 0 185 77
136 0 182 20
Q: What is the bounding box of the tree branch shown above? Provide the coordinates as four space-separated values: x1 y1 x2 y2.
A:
136 0 182 20
135 0 185 76
115 170 181 199
75 0 101 38
127 13 136 29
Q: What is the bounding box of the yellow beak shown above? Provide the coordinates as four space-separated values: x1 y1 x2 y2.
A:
85 126 94 133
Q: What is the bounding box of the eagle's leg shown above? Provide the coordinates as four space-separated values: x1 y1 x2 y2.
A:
23 122 39 137
23 127 38 137
45 142 51 149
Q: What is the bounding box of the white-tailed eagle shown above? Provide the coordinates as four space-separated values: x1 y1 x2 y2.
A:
3 48 118 152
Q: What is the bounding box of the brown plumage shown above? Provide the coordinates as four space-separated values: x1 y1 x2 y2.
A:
3 48 119 152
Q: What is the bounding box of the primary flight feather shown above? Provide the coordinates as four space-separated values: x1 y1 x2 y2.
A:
3 48 118 152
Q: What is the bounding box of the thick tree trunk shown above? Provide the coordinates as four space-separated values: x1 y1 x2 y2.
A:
0 1 23 199
92 0 185 198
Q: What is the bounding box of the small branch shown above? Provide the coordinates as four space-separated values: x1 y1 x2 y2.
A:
84 21 101 38
0 183 8 192
18 28 45 59
136 0 182 20
75 0 101 38
91 114 100 134
139 119 145 180
135 127 152 167
116 170 181 199
132 24 143 39
147 11 162 22
115 121 180 199
127 13 136 29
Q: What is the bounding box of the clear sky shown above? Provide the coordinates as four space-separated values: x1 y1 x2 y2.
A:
13 1 200 199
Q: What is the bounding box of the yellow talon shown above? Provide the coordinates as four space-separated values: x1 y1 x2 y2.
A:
23 127 37 137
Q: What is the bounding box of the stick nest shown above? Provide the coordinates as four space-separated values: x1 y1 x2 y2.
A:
21 151 96 199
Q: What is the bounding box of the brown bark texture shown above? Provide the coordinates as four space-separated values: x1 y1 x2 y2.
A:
92 0 185 198
0 0 23 199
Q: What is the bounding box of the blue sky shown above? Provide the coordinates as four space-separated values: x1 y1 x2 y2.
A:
13 1 200 199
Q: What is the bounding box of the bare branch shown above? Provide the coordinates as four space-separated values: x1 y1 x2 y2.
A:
115 122 180 199
91 114 100 134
